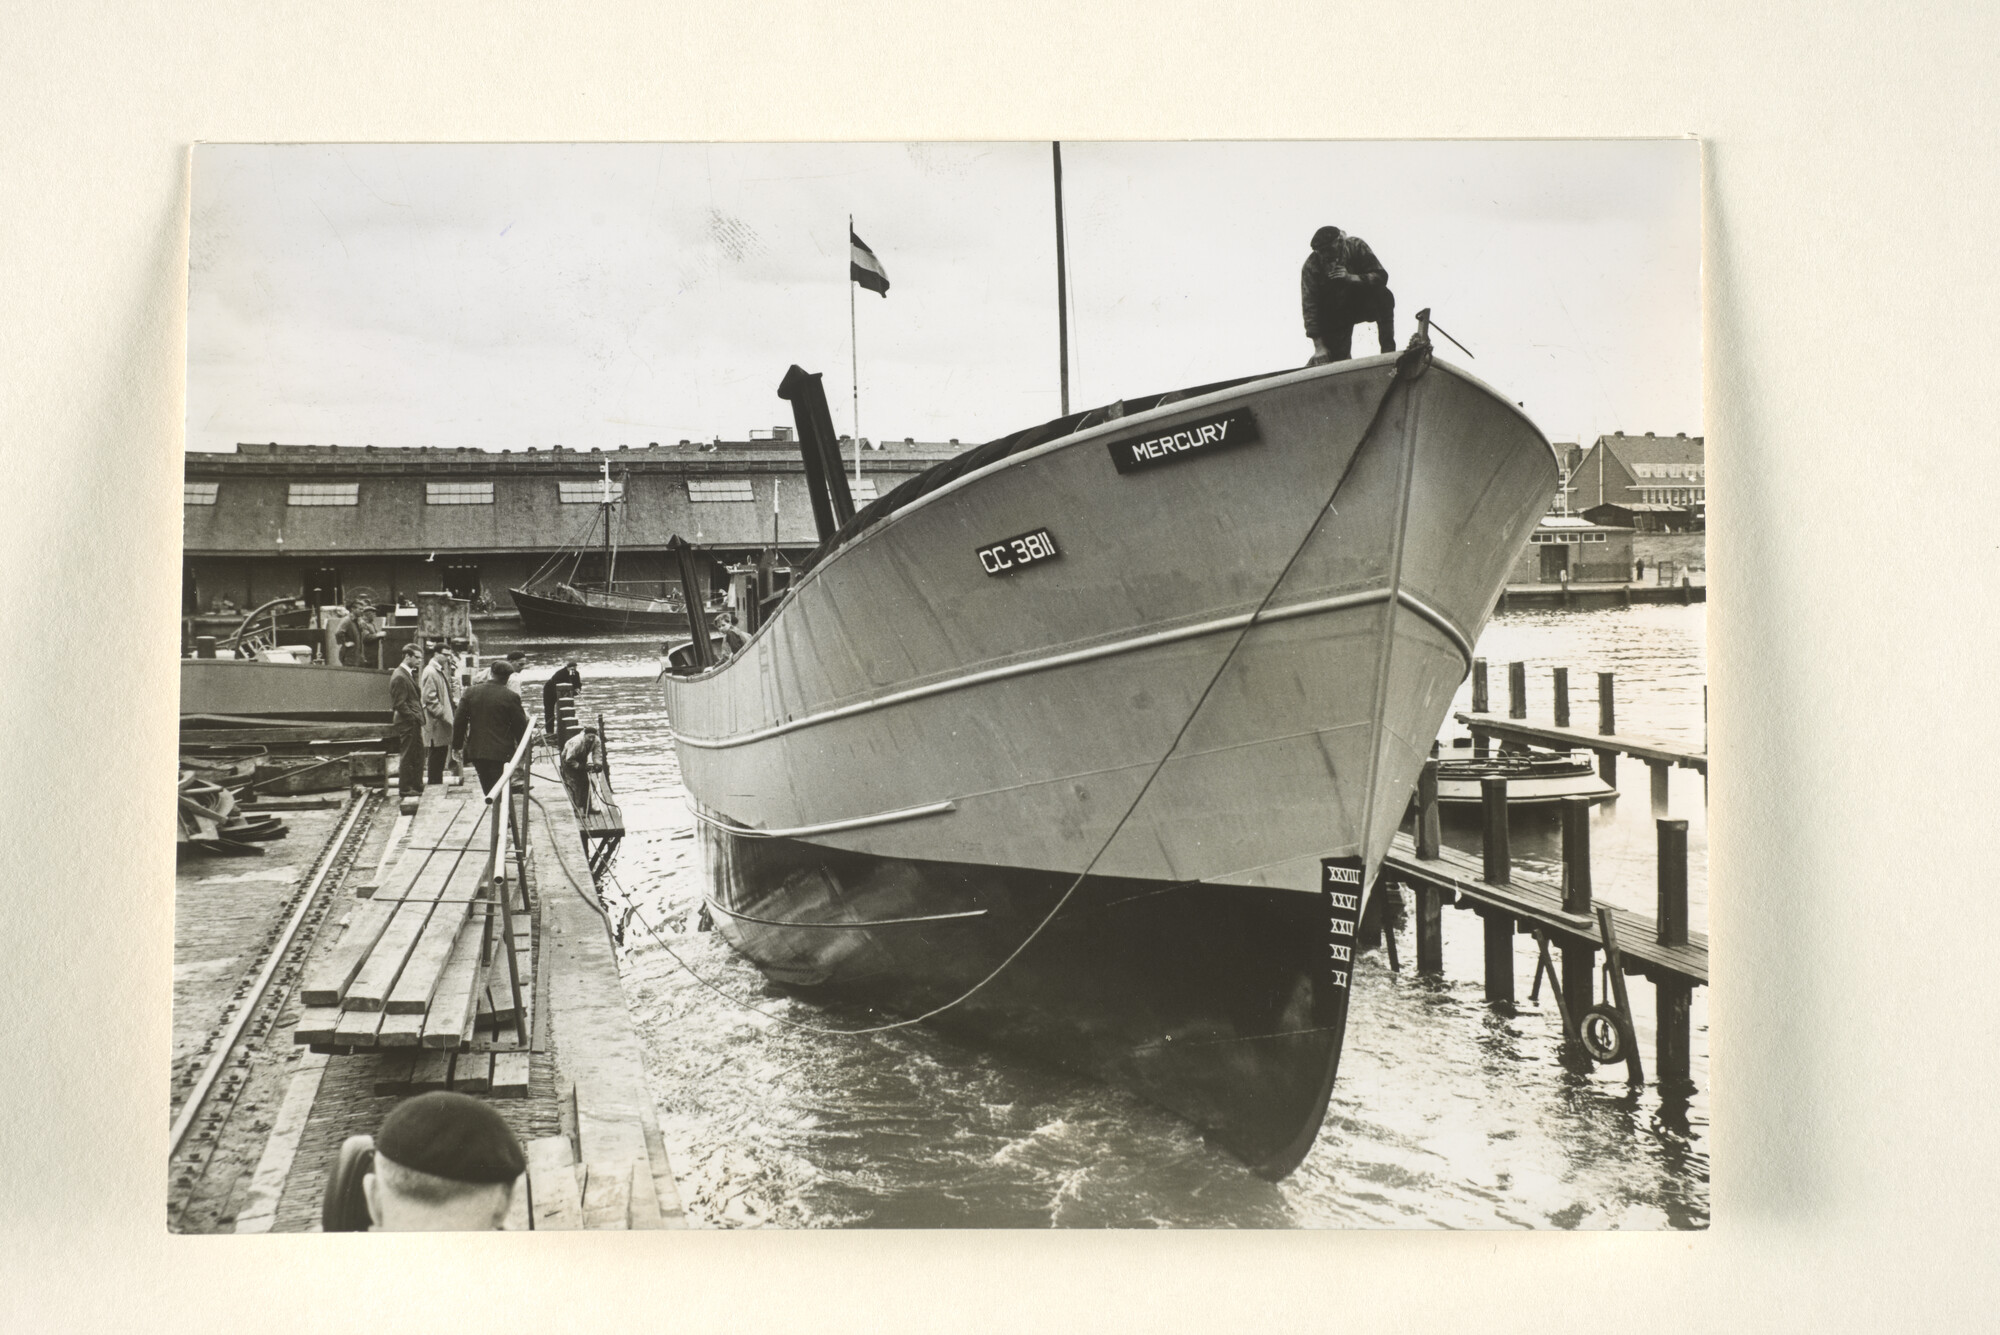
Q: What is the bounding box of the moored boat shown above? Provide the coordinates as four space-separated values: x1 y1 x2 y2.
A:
661 340 1558 1178
1436 749 1617 804
509 459 694 635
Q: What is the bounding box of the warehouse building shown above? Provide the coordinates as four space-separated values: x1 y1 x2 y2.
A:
182 433 966 617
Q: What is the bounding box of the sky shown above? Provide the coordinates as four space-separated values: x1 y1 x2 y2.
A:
186 140 1700 454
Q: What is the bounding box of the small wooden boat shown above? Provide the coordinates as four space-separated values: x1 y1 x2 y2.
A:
1436 748 1616 804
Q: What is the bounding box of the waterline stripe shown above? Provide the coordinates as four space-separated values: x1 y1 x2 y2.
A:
702 897 988 930
671 587 1471 751
684 798 957 840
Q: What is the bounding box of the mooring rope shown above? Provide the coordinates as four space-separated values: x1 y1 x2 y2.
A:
591 348 1430 1039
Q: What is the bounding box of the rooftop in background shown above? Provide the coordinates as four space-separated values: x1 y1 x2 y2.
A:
196 435 970 472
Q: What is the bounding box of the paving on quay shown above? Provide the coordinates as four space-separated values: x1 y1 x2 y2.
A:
169 766 685 1232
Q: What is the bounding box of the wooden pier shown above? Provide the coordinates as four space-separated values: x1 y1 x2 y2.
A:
169 719 685 1232
1385 660 1708 1095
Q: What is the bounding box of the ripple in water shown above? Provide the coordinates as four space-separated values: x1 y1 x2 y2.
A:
494 601 1709 1228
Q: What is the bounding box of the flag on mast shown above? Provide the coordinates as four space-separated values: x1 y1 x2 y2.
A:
850 229 890 296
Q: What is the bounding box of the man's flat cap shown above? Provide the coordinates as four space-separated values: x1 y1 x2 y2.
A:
375 1092 526 1184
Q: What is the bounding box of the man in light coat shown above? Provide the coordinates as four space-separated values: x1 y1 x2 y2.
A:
420 645 457 785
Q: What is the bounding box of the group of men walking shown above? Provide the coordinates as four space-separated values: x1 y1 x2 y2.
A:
388 642 537 799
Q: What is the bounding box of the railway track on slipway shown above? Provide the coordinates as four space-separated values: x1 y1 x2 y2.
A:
167 789 377 1229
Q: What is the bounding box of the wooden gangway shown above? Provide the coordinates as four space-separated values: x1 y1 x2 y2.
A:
292 727 537 1096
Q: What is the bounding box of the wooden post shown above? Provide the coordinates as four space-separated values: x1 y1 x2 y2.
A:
1481 777 1510 885
1414 884 1443 974
1649 760 1671 816
1480 776 1514 1003
1415 759 1441 860
1483 909 1514 1005
1507 661 1526 719
1596 672 1617 788
1473 727 1491 760
1657 978 1693 1096
1560 796 1596 1030
1657 818 1689 948
1552 666 1570 728
1596 908 1645 1087
195 635 217 659
1471 658 1489 714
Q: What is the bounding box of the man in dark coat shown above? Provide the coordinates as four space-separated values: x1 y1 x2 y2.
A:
1301 224 1397 364
389 641 426 799
452 659 532 795
542 657 582 734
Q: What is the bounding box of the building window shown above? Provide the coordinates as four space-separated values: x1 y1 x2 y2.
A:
1588 532 1605 542
559 480 624 503
426 482 494 506
287 482 359 507
687 479 754 502
184 482 218 506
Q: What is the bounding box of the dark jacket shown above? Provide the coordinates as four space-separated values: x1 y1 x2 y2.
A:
451 680 530 762
542 664 583 713
389 662 423 731
1301 234 1389 338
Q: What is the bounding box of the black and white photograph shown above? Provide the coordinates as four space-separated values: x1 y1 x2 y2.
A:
168 139 1705 1231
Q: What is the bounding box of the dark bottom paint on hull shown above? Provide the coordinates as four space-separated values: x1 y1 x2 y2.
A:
701 825 1353 1179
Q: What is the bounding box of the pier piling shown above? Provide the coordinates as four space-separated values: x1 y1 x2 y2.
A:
1480 776 1513 1004
1649 760 1671 815
1412 760 1444 973
1559 796 1597 1036
1480 777 1510 885
1596 672 1618 787
1552 666 1570 728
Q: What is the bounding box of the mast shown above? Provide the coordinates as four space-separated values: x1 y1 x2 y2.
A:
601 459 616 589
1053 142 1070 416
850 213 862 485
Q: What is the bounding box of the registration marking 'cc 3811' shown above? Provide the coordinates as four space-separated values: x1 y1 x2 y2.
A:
976 527 1060 576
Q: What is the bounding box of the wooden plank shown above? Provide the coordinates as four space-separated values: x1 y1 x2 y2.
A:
354 812 413 898
580 1161 633 1230
503 1174 531 1231
450 1051 493 1093
376 1011 426 1047
293 1006 341 1045
1385 833 1707 985
371 1052 416 1096
527 1137 583 1230
343 839 480 1011
371 802 487 904
299 898 401 1007
420 908 490 1050
410 1049 454 1092
386 854 493 1014
1452 710 1706 772
490 1051 531 1098
332 1006 384 1048
626 1155 668 1229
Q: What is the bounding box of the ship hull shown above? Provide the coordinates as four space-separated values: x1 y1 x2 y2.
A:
664 352 1557 1176
179 657 392 723
510 585 691 635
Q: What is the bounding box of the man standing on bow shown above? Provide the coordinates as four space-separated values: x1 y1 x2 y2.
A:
1301 224 1397 364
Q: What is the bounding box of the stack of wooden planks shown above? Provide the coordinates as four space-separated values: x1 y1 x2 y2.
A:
293 791 534 1085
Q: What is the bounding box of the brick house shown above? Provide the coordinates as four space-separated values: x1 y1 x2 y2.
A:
1565 431 1706 532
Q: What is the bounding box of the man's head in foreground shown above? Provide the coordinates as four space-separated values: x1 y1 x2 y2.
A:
363 1091 526 1231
